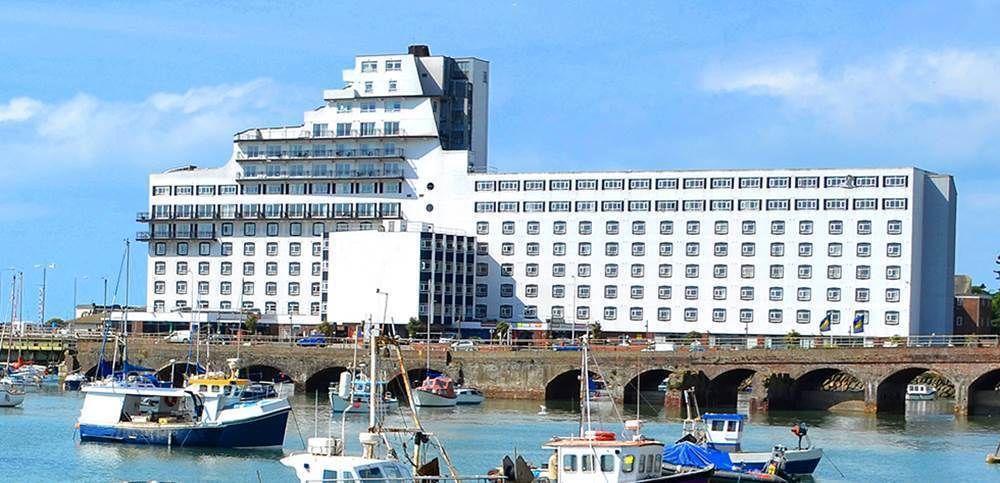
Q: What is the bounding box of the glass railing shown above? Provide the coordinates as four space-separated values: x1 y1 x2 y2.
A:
237 147 405 160
238 167 405 180
234 127 412 141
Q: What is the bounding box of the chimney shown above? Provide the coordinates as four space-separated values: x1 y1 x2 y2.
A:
408 44 430 57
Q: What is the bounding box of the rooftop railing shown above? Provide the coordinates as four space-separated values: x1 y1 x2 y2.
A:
236 167 405 181
236 147 405 161
234 127 419 141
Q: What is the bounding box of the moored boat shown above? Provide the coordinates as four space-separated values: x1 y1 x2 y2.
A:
77 358 290 448
905 384 937 401
412 375 458 407
63 372 86 391
329 370 399 414
455 386 485 405
0 378 25 408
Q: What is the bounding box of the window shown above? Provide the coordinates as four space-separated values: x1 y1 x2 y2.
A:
857 220 872 235
740 309 753 323
714 243 728 257
605 221 619 235
604 307 617 320
578 264 591 277
553 221 567 234
578 243 592 256
631 242 645 256
828 220 843 235
887 220 903 235
712 308 726 322
741 243 755 257
886 265 901 280
769 287 784 301
683 200 705 211
827 288 842 301
526 242 540 256
856 288 870 302
501 263 514 276
575 179 597 190
605 242 619 256
684 308 698 322
176 262 188 275
629 178 652 190
578 285 591 298
797 287 812 301
602 179 624 190
771 220 785 235
884 175 908 187
630 264 644 277
741 220 756 235
795 199 819 210
828 243 843 257
659 221 674 235
476 221 489 235
657 307 671 321
886 288 901 303
553 242 566 256
740 177 763 189
685 264 699 278
887 243 902 257
798 264 813 279
828 265 842 279
658 264 673 278
796 176 820 188
769 265 784 279
885 311 901 325
798 243 813 257
686 243 700 256
553 264 566 277
656 200 679 211
502 221 515 235
740 286 754 301
656 178 679 189
796 310 811 324
686 221 700 235
741 265 755 279
524 264 538 277
683 178 706 189
604 264 618 278
711 177 734 189
853 198 877 210
713 286 727 300
658 286 672 300
550 179 572 190
177 242 189 256
767 176 791 188
768 309 783 324
770 243 785 257
632 221 646 235
824 199 848 210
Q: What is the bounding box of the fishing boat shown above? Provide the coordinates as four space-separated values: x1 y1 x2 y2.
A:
412 375 459 407
455 386 485 405
905 384 937 401
673 390 823 476
495 336 710 482
329 370 400 414
0 378 25 408
661 442 788 483
77 358 291 448
283 308 477 482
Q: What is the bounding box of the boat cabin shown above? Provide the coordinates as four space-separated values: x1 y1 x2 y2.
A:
418 376 456 398
282 437 413 483
78 386 198 427
543 431 664 483
703 413 746 452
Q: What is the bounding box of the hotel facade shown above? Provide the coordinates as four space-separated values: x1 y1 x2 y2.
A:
138 45 957 338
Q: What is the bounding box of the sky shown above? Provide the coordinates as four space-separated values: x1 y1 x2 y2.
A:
1 1 999 320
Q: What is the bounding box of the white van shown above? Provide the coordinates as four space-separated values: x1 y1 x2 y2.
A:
165 330 191 343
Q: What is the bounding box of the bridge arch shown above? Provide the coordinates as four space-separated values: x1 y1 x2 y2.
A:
305 366 350 394
706 368 756 410
769 367 865 411
967 368 1000 416
623 369 672 406
545 369 602 408
876 367 956 414
155 362 205 388
239 364 294 383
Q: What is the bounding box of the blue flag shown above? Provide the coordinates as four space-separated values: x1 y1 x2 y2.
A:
819 313 831 332
852 313 865 334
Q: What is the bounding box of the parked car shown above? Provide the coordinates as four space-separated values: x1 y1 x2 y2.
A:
296 335 327 347
450 340 477 351
552 341 581 352
164 330 191 343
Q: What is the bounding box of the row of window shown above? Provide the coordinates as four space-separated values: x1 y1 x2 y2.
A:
155 259 323 276
237 141 402 160
151 299 319 315
474 175 909 192
489 241 903 258
483 283 902 303
475 262 903 281
154 280 319 297
360 59 402 73
153 240 322 257
477 219 904 236
473 198 908 213
152 202 403 220
484 305 899 325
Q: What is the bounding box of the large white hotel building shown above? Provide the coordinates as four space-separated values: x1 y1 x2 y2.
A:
137 45 957 338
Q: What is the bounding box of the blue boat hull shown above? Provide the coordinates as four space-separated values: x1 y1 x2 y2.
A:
79 409 290 448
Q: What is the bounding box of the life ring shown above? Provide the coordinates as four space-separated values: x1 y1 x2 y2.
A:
164 396 178 407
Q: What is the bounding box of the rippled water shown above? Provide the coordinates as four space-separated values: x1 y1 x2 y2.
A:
2 388 1000 482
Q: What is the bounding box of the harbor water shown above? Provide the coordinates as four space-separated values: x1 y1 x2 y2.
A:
2 388 1000 482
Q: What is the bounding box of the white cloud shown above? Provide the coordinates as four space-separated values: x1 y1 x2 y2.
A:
700 49 1000 148
0 78 295 176
0 97 43 122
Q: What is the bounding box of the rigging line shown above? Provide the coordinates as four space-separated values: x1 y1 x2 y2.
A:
588 354 624 424
288 405 307 449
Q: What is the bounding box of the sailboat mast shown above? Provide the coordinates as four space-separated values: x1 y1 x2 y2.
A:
123 240 130 362
368 316 378 431
583 338 592 435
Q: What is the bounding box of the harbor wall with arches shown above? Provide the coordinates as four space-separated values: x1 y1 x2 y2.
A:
72 338 1000 416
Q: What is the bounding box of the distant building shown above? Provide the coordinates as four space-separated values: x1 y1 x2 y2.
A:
953 275 993 335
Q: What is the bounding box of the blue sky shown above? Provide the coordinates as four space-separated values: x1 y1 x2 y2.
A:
1 1 999 320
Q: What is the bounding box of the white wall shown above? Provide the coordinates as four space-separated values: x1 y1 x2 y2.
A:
326 230 421 326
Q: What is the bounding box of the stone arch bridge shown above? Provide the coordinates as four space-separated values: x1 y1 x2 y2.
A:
75 340 1000 415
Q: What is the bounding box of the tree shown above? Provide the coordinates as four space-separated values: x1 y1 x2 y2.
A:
316 320 335 337
495 321 510 342
46 317 66 328
244 312 259 334
991 292 1000 333
590 322 603 340
407 317 426 339
785 330 802 347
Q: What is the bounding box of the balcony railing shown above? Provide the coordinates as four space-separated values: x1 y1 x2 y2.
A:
236 147 405 161
135 231 151 242
136 212 150 222
236 167 405 181
234 127 421 141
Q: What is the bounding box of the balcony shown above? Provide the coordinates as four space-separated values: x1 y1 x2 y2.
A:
136 212 150 222
236 147 406 161
135 231 151 242
236 167 405 181
234 126 426 142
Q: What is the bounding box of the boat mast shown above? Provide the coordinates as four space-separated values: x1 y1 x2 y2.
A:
579 336 592 437
123 240 130 363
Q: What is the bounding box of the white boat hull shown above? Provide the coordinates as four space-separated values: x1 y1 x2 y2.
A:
411 389 458 407
1 389 25 408
905 393 936 401
455 391 485 405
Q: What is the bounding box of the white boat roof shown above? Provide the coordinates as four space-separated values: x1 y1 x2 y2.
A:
281 453 402 468
82 384 190 397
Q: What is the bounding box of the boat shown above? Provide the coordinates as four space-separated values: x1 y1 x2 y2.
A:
455 386 485 405
494 336 708 482
77 358 291 448
0 378 25 408
329 370 400 414
412 375 459 407
988 441 1000 464
63 372 87 391
661 442 788 483
283 311 478 482
673 390 823 476
905 384 937 401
